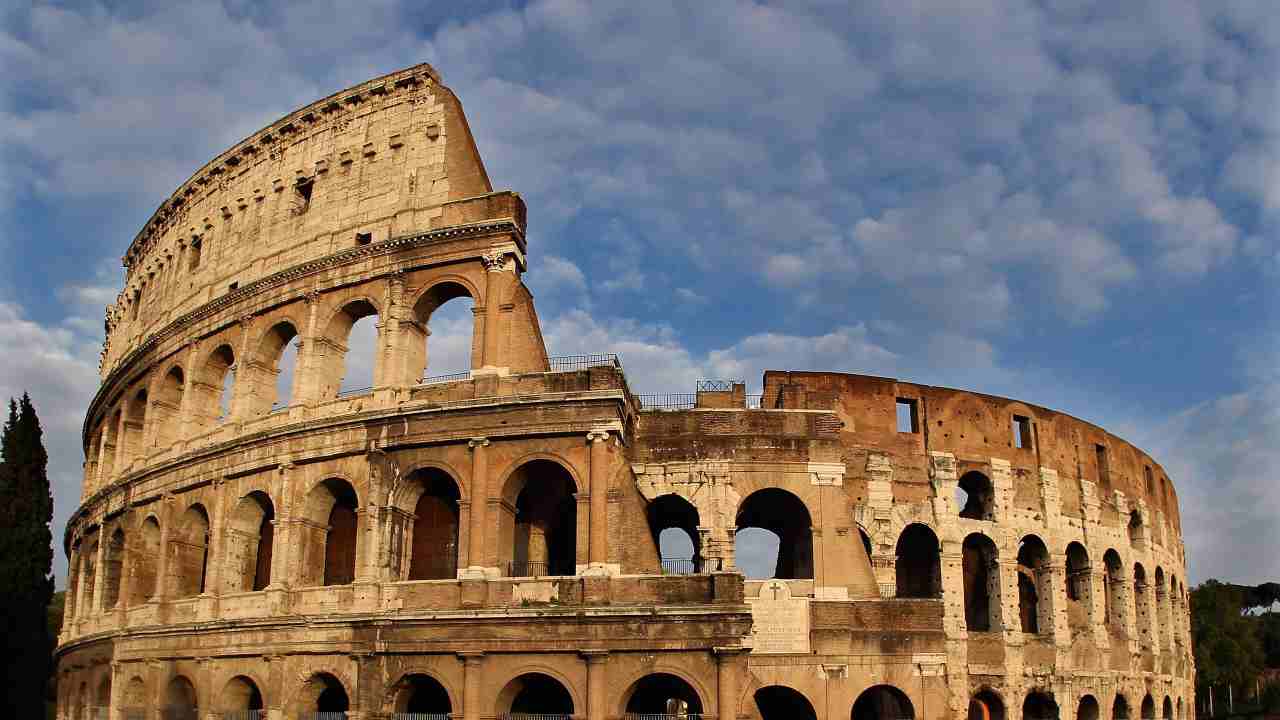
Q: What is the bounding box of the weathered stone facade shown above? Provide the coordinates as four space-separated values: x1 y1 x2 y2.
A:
56 64 1193 720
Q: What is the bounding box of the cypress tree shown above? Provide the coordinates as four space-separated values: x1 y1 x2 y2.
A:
0 394 54 714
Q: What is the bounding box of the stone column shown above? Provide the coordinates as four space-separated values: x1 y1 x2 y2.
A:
459 652 484 720
585 429 612 575
479 251 510 371
91 531 109 616
715 648 744 720
583 651 608 720
461 438 490 578
154 497 173 604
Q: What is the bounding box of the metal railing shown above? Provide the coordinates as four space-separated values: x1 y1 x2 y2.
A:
547 353 621 371
299 713 349 720
507 560 549 577
695 379 740 391
420 370 471 385
160 708 199 720
661 558 700 575
636 393 697 410
221 711 267 720
745 394 764 409
497 715 574 720
390 714 452 720
623 715 706 720
336 385 373 397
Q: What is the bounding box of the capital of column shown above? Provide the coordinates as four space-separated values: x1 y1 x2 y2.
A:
481 251 510 273
586 429 611 443
468 437 490 450
580 649 609 664
457 651 485 665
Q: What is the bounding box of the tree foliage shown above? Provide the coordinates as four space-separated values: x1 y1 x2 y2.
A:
0 394 55 715
1192 580 1266 691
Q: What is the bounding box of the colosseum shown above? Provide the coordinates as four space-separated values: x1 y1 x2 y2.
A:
55 63 1193 720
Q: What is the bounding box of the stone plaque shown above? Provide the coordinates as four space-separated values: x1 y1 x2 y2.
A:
747 581 810 654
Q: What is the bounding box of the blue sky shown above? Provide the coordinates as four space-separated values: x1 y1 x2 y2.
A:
0 0 1275 586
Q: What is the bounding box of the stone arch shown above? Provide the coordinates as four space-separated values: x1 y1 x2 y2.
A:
217 675 265 713
495 671 576 716
1103 548 1125 633
647 493 702 574
968 688 1006 720
895 522 941 598
500 458 579 577
225 490 276 592
301 478 360 587
84 425 102 493
1076 694 1100 720
393 466 462 581
120 387 148 464
754 685 817 720
851 684 915 720
1176 697 1183 720
101 526 125 610
96 672 112 712
150 364 186 449
388 671 455 715
1128 508 1144 546
1141 694 1155 719
409 277 479 382
321 297 381 398
735 488 814 580
245 320 301 416
1113 693 1131 719
122 676 147 715
193 344 236 430
1155 566 1168 645
1134 562 1152 646
1016 534 1050 634
1163 696 1174 719
163 675 199 719
963 532 1001 631
129 514 162 605
171 503 210 598
1022 690 1059 719
80 533 99 617
620 672 705 716
100 408 120 481
291 672 350 715
957 470 996 520
1065 541 1092 629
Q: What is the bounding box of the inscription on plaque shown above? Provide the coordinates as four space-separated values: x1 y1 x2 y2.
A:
747 581 810 654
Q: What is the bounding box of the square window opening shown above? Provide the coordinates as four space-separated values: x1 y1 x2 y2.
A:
1013 415 1032 449
1096 444 1110 488
896 398 919 433
355 232 372 246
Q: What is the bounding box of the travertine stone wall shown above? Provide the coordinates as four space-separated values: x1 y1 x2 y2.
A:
57 64 1192 720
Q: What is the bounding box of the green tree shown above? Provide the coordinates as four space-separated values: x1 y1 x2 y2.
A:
0 394 55 715
1193 579 1266 711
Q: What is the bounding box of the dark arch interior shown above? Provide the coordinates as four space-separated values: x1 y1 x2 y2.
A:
895 523 941 598
647 494 702 573
1016 535 1049 633
1114 695 1131 719
1141 694 1156 719
625 673 703 715
507 673 573 715
736 488 813 580
958 471 995 520
852 685 914 720
323 480 359 586
507 460 578 577
1023 691 1058 720
968 690 1006 720
1077 695 1100 720
963 533 999 631
755 685 817 720
316 679 349 713
408 470 461 580
398 674 451 714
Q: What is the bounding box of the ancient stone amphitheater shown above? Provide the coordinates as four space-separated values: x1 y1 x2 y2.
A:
56 64 1193 720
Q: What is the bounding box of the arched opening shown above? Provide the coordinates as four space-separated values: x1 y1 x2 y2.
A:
1016 534 1050 634
80 535 98 617
412 282 476 382
1103 549 1125 634
324 300 379 397
101 527 125 609
296 673 349 718
1134 563 1151 646
735 488 813 580
1128 509 1143 546
957 471 995 520
962 533 1001 631
895 523 941 598
1141 694 1155 719
1114 694 1131 719
392 674 452 715
171 504 210 598
77 681 88 720
129 516 161 605
1022 691 1058 720
400 468 461 581
1065 541 1091 629
1155 567 1168 647
225 491 275 592
301 479 360 587
968 689 1006 720
122 676 147 718
501 460 578 577
858 528 873 559
248 321 300 416
121 389 148 464
96 673 112 716
1077 694 1100 720
193 345 236 430
852 685 914 720
1163 696 1174 720
496 672 574 716
163 676 198 720
623 673 703 716
218 676 264 713
754 685 817 720
100 411 119 480
152 366 185 449
84 429 101 492
647 494 702 574
1176 697 1183 720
